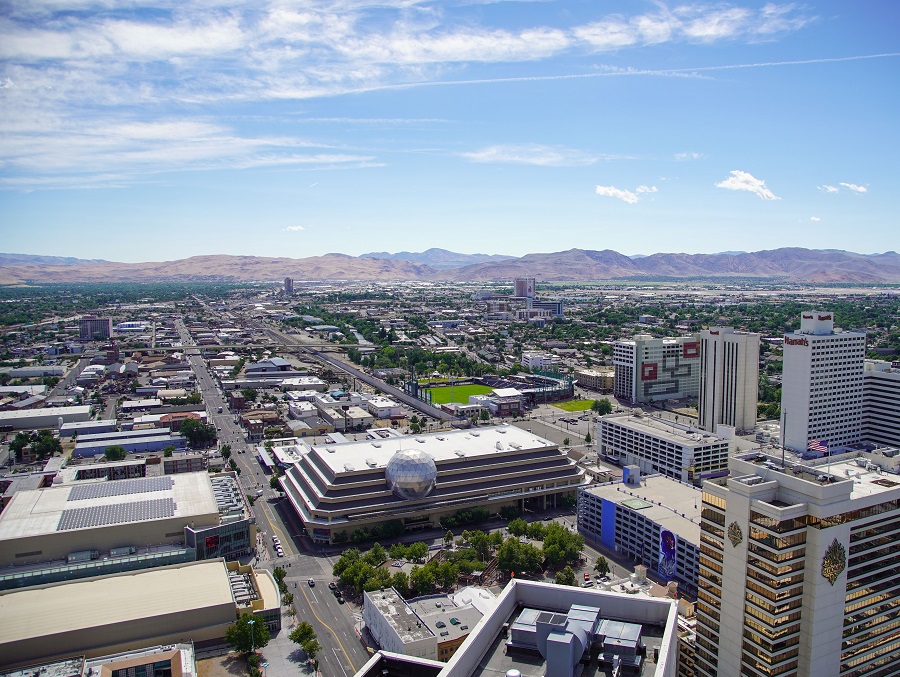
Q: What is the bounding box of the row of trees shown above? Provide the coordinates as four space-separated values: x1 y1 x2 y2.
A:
9 429 61 461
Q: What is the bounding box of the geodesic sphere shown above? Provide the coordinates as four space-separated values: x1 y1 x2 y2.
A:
385 448 437 500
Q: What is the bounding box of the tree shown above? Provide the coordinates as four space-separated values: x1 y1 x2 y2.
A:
163 445 175 457
407 541 428 562
104 445 127 461
241 388 259 402
507 518 528 537
584 432 592 444
555 566 576 586
9 432 30 460
594 555 611 576
31 430 62 460
592 399 613 415
363 543 387 567
270 475 283 492
302 638 321 662
479 409 490 421
289 621 316 647
225 613 271 655
180 418 217 448
220 444 232 460
563 438 570 446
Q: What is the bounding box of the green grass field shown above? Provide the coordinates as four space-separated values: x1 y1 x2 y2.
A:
426 384 494 404
552 399 595 412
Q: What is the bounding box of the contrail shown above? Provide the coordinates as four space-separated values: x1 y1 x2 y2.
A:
350 52 900 94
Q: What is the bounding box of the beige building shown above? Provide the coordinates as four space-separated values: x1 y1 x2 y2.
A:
0 473 220 567
697 327 760 434
695 451 900 677
575 368 614 392
0 559 280 669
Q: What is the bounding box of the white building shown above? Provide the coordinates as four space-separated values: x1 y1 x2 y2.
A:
695 451 900 677
613 335 701 404
597 412 729 484
366 395 403 419
521 351 559 371
697 327 760 433
780 312 866 454
861 359 900 448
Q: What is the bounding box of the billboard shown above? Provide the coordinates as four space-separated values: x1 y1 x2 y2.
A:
659 529 677 580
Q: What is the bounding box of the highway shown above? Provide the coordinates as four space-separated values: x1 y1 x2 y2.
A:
175 320 369 676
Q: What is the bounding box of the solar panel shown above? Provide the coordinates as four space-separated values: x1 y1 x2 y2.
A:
67 476 174 501
57 498 176 530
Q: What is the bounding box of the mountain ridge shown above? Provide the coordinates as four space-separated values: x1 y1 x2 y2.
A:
1 248 899 284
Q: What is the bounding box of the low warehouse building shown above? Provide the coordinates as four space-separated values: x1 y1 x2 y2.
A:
0 559 280 669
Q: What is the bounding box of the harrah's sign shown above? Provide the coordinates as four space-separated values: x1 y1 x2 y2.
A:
785 336 809 347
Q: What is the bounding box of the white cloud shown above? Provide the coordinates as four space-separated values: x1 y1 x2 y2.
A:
284 225 305 231
595 185 639 204
715 170 779 200
839 182 868 193
674 151 705 161
635 185 657 194
810 216 821 222
462 144 598 167
818 184 839 193
0 1 818 188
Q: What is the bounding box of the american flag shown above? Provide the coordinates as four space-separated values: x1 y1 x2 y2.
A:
808 439 828 454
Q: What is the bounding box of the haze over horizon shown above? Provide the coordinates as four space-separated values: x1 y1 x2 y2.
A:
1 0 898 263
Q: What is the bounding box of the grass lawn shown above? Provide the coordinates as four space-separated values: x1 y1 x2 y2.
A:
426 384 494 404
552 399 595 412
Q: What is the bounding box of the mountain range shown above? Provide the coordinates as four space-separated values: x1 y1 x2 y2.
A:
1 248 899 285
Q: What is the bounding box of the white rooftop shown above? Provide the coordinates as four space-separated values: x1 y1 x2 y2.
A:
0 472 218 540
312 425 553 475
603 413 727 448
583 477 702 543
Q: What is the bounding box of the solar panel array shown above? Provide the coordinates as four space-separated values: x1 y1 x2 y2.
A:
57 498 176 531
67 476 174 502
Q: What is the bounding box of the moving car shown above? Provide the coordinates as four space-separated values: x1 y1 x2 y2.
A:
308 578 315 587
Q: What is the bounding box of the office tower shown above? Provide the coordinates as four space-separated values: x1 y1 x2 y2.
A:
780 312 866 454
698 327 760 433
695 451 900 677
861 360 900 447
283 277 294 294
613 334 701 404
514 277 535 299
78 315 112 340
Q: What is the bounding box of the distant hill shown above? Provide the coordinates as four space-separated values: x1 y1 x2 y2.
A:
1 248 899 284
0 253 107 266
361 248 514 269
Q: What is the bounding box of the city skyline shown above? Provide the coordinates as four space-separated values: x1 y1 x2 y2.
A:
1 0 898 262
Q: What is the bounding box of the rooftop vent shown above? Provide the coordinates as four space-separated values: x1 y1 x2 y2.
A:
344 463 355 472
371 442 381 448
416 438 426 443
326 447 336 453
455 450 466 457
497 428 507 434
437 436 446 441
495 442 504 451
365 458 377 468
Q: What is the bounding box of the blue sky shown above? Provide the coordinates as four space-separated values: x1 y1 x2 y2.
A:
1 0 898 262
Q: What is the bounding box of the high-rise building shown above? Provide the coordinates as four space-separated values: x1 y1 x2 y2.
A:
78 315 112 340
695 451 900 677
698 327 760 433
613 334 701 403
283 277 294 294
514 277 535 299
780 312 866 454
861 360 900 448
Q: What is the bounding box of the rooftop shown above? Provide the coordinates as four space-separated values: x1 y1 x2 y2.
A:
313 425 554 476
0 559 234 646
582 476 701 542
0 472 218 540
602 413 727 448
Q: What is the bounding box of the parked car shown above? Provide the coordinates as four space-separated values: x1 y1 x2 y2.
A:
328 581 337 590
337 595 345 604
308 578 315 587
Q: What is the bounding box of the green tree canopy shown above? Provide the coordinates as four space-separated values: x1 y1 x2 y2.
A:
594 555 611 576
225 613 271 654
179 418 217 448
592 399 613 415
104 445 127 461
555 565 576 586
289 621 316 647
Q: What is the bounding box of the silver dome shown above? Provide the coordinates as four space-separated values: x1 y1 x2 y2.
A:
385 448 437 500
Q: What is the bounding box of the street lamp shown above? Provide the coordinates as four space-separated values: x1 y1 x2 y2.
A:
248 618 255 654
